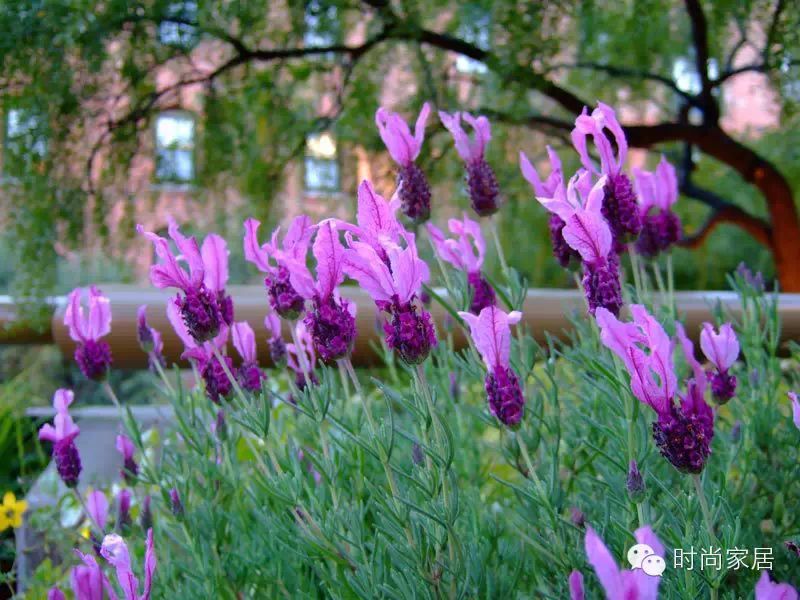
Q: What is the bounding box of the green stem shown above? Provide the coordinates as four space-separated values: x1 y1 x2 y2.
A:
489 216 509 277
342 358 416 549
692 474 719 545
151 355 176 396
101 381 121 409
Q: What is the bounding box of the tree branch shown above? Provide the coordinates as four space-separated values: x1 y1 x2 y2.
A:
684 0 718 122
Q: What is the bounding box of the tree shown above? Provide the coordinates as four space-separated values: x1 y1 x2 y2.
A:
1 0 799 296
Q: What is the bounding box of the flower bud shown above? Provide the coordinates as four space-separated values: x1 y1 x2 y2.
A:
169 488 183 517
626 460 645 502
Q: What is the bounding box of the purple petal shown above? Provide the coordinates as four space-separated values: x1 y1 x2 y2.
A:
86 490 109 532
585 526 623 599
568 570 584 600
232 321 257 364
201 234 230 292
313 220 345 300
243 218 271 272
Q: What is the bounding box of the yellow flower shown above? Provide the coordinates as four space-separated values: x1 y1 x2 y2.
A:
0 491 28 531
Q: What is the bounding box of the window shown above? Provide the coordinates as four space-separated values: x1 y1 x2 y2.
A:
3 108 47 177
155 111 195 184
455 5 490 74
158 1 198 48
304 132 340 193
303 0 339 47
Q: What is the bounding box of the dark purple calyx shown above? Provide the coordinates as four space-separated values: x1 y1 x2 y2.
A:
75 339 112 381
548 213 580 269
603 173 642 246
294 369 319 393
54 439 82 488
238 363 266 393
265 267 305 321
466 159 500 217
710 371 737 404
652 401 714 474
582 257 623 316
304 295 357 362
382 296 437 365
398 163 431 224
178 286 222 344
201 355 235 403
635 209 681 258
169 488 184 516
217 290 234 327
485 366 525 427
467 271 496 315
120 457 139 484
269 337 287 367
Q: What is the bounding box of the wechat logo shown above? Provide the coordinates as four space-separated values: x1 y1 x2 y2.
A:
628 544 667 577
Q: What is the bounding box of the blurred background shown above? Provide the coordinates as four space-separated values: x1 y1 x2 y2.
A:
0 1 798 590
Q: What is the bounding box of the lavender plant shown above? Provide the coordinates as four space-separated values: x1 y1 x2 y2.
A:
22 102 800 600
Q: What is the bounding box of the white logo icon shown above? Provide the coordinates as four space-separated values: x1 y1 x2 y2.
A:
627 543 666 577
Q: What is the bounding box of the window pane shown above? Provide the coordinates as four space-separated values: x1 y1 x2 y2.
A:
157 149 194 183
455 5 489 74
304 157 339 192
156 114 195 149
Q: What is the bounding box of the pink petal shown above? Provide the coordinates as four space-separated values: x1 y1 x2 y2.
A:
595 102 627 171
167 217 204 287
53 388 75 412
562 208 612 264
388 239 428 305
137 224 192 290
38 423 58 443
143 528 156 600
426 222 465 271
64 288 88 343
87 286 112 340
201 234 230 292
115 434 135 461
100 533 139 600
439 110 473 163
412 102 431 159
462 112 491 161
243 218 271 272
675 322 706 388
755 570 799 600
342 244 395 303
700 322 739 372
631 526 665 600
458 306 519 370
656 155 678 208
232 321 257 364
356 180 399 241
282 215 315 261
313 220 345 299
584 526 622 600
86 490 109 531
568 570 584 600
789 392 800 431
264 313 282 339
375 107 418 166
47 588 66 600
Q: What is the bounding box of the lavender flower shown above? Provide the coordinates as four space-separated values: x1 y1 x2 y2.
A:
265 312 287 367
47 588 65 600
572 103 642 249
140 496 153 532
459 306 525 427
521 147 580 269
244 215 314 320
137 306 165 371
700 322 740 404
71 550 113 600
116 434 138 483
571 526 665 599
439 111 500 216
232 321 266 393
167 298 233 404
597 307 715 474
287 321 319 391
755 571 798 599
626 460 645 501
427 213 496 314
297 220 357 362
117 488 132 530
100 529 156 600
86 490 109 533
138 218 232 343
343 227 437 365
64 286 113 381
375 103 432 223
38 389 82 487
633 156 682 258
536 171 622 315
169 488 184 516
